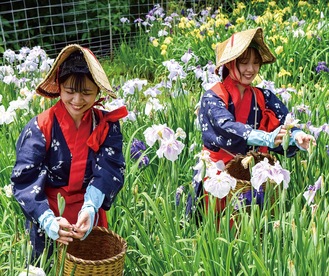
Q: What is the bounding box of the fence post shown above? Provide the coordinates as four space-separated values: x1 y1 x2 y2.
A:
0 16 6 53
108 1 113 59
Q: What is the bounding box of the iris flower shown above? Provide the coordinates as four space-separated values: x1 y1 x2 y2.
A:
193 150 225 183
130 139 149 168
145 98 164 116
315 61 329 73
143 124 185 162
143 86 162 97
204 171 237 199
175 185 184 206
303 175 323 205
162 59 187 80
143 124 175 147
250 158 290 191
130 138 146 159
181 49 199 64
156 136 184 161
283 113 300 130
122 78 147 96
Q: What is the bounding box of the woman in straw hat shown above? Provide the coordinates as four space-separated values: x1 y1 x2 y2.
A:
186 28 315 222
11 44 128 260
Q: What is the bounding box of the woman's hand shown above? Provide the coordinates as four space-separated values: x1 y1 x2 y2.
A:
72 210 93 240
294 131 317 150
273 126 288 147
56 217 74 245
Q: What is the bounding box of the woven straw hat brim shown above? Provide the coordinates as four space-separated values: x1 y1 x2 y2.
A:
215 28 276 71
36 44 116 99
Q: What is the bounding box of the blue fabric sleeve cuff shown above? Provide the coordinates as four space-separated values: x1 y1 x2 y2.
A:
83 185 105 210
38 209 60 240
247 127 281 148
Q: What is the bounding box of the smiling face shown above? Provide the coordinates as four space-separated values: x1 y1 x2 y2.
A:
229 47 262 86
60 74 98 126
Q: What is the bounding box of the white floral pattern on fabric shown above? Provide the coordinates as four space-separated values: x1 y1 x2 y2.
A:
31 185 41 194
112 124 118 133
105 147 115 156
51 139 60 151
51 161 64 170
201 123 208 131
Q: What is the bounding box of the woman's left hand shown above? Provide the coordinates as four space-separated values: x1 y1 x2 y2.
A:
72 210 92 239
294 131 317 150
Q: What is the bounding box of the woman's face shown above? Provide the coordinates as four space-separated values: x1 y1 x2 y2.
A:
60 75 98 124
230 48 261 86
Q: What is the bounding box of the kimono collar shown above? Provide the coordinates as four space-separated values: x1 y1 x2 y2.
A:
86 106 128 152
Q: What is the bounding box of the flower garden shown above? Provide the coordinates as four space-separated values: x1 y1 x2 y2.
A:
0 1 329 275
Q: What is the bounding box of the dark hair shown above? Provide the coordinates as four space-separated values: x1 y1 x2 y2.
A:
221 47 262 80
59 72 98 94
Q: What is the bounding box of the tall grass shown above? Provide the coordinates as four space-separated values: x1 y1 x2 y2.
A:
1 0 329 275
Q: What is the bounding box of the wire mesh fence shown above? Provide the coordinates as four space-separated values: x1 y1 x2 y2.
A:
0 0 207 60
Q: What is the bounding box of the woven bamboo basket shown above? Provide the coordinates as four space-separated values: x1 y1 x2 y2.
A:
225 151 276 199
58 226 127 276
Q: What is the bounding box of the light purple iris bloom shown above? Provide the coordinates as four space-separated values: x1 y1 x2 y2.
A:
156 136 184 162
303 175 323 205
162 59 187 80
309 123 328 139
120 17 130 24
204 171 237 199
250 158 290 192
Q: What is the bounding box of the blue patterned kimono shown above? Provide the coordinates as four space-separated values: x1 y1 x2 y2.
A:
11 100 126 257
199 85 297 156
186 77 299 216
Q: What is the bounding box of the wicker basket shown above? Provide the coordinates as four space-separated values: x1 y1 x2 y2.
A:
226 151 276 198
58 227 127 276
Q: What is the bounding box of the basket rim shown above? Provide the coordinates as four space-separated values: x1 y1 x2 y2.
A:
63 226 127 265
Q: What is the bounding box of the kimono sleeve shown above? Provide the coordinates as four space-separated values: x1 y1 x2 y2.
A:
91 120 125 210
199 90 252 153
11 117 50 223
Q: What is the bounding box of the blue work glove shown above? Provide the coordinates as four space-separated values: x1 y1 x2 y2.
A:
78 185 105 240
38 209 60 240
247 126 282 148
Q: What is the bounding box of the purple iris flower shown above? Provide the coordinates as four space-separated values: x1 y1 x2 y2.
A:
315 61 329 73
225 22 232 29
233 185 266 210
130 138 146 158
241 186 265 207
130 138 149 168
139 156 150 168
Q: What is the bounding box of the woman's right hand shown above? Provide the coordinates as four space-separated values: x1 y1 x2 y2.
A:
56 217 74 245
273 126 288 147
39 210 74 244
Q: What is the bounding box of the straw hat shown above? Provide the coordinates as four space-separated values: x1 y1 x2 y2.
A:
215 27 276 71
36 44 116 99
